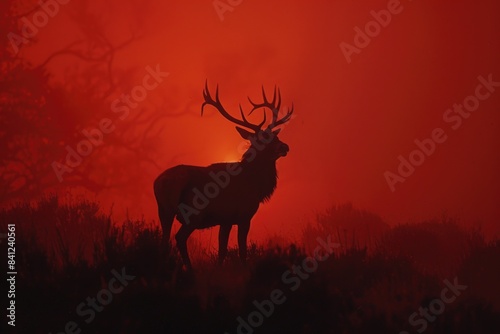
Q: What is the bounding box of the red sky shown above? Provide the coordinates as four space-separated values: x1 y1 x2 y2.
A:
22 0 500 244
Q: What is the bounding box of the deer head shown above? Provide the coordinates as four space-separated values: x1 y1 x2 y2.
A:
201 82 293 162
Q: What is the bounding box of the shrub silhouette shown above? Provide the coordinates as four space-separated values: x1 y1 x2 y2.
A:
1 196 499 333
302 203 390 254
378 218 479 276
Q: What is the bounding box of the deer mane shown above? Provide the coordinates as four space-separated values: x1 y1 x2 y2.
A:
239 158 278 203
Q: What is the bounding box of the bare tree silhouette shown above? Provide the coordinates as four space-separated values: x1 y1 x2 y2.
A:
0 1 178 206
154 82 293 269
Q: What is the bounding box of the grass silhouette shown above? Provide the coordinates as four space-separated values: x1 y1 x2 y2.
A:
1 196 499 333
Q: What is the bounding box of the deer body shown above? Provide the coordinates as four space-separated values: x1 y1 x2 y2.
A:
154 83 292 269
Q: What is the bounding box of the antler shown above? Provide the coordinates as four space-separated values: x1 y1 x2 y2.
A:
201 81 266 133
248 86 293 130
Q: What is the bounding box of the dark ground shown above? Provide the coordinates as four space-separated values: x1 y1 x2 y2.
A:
1 196 499 334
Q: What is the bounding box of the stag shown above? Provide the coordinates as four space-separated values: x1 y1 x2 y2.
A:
154 82 293 269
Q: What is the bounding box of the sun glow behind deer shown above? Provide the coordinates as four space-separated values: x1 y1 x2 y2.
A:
222 152 241 163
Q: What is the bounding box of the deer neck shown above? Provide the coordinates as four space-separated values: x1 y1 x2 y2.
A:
239 156 278 203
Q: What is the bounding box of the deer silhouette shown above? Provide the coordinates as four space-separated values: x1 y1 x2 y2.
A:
154 82 293 269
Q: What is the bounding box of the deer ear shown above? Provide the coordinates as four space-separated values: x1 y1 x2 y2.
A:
272 128 281 136
235 127 253 140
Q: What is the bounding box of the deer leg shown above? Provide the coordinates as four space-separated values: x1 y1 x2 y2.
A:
238 221 250 264
175 224 195 270
218 224 232 265
158 205 175 248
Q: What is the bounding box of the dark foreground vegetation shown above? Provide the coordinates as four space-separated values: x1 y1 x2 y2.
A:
1 196 499 334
